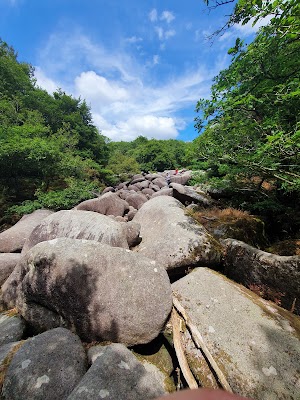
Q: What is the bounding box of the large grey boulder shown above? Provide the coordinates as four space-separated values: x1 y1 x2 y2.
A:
223 238 300 314
172 268 300 400
133 196 222 272
125 193 148 210
1 262 25 310
0 254 22 286
135 180 150 190
0 210 53 253
152 178 168 189
75 192 129 217
120 221 141 248
0 313 25 346
21 210 130 254
67 343 166 400
151 188 173 198
2 327 87 400
0 341 20 365
14 238 172 345
170 183 213 206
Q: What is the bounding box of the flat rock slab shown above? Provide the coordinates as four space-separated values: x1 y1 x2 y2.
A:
172 268 300 400
133 196 222 272
15 238 172 345
2 327 87 400
67 343 166 400
0 210 53 253
22 210 130 254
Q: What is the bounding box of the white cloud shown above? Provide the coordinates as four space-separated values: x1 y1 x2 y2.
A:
165 30 176 40
38 32 142 83
74 71 128 105
34 66 59 94
153 55 159 65
160 11 175 24
149 8 158 22
234 14 273 35
155 26 164 41
35 32 216 141
124 36 143 44
98 115 179 141
155 26 176 41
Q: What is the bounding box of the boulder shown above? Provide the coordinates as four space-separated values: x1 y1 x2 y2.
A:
170 183 213 206
15 238 172 345
172 268 300 400
194 212 267 249
223 238 300 314
2 327 87 400
120 221 141 248
0 210 53 253
117 189 131 200
21 210 130 254
0 254 22 286
1 262 25 310
0 313 25 346
133 196 222 272
127 207 138 221
128 184 139 192
152 178 168 189
145 174 161 181
142 188 155 196
151 188 173 198
126 193 148 210
75 192 129 217
149 184 161 192
101 186 115 194
135 181 150 190
170 171 192 185
131 174 145 183
67 343 166 400
0 341 20 364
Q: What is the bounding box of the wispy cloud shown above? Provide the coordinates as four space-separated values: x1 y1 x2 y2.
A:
155 27 176 41
35 32 216 141
160 11 175 24
124 36 143 44
34 66 59 93
149 8 157 22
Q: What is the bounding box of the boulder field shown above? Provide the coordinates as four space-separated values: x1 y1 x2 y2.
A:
0 169 299 400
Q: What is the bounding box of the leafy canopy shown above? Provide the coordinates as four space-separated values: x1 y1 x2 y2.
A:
194 0 300 211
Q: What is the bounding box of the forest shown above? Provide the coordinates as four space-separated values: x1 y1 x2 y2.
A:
0 0 299 240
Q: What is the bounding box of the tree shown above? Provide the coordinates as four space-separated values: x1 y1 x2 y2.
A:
0 39 112 217
194 0 300 211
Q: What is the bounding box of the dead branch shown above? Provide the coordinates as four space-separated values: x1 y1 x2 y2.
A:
171 308 198 389
173 296 233 393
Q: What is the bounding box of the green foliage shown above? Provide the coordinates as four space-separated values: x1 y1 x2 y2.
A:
108 136 189 173
107 152 141 182
9 178 100 214
0 38 113 217
194 0 300 212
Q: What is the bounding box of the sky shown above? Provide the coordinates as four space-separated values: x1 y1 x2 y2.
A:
0 0 265 142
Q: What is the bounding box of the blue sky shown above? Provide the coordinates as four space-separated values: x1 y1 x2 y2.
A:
0 0 265 141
